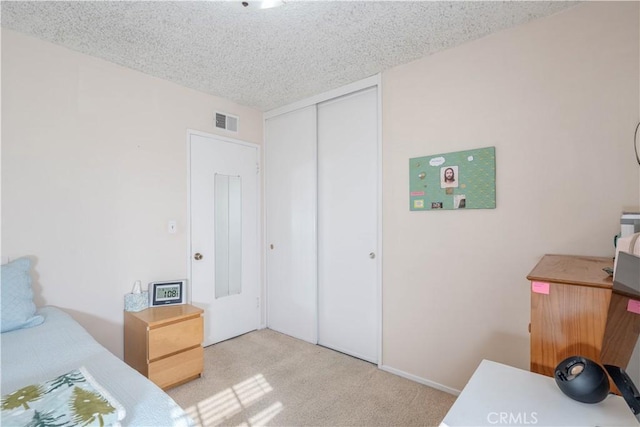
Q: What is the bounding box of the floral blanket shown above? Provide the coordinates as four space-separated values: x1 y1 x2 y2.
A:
1 367 125 427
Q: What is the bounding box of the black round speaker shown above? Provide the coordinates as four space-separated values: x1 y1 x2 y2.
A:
554 356 610 404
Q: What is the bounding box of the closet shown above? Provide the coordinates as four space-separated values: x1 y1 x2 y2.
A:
265 77 380 363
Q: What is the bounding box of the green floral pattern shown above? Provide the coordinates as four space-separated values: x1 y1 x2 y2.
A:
1 369 123 427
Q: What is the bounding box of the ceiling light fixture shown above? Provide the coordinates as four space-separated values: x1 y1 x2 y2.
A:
241 0 285 9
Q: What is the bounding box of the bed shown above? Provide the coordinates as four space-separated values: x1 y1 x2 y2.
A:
1 258 195 426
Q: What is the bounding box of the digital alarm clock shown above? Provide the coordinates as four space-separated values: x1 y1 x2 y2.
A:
148 280 187 307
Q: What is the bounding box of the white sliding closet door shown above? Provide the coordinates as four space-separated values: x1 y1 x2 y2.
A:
265 106 318 343
317 87 378 363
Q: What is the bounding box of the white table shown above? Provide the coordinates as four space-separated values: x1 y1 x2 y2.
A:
441 359 638 427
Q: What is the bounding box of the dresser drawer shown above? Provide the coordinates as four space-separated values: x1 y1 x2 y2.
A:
148 346 203 389
148 316 203 360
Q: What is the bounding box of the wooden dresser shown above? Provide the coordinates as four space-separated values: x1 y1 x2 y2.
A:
527 254 613 377
526 254 640 380
124 304 204 390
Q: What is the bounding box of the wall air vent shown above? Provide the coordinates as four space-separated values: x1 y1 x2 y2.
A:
215 112 239 133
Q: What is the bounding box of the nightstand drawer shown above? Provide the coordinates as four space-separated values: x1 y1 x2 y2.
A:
148 346 204 389
148 316 203 360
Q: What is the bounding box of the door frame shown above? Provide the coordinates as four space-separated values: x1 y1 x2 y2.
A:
263 74 383 366
186 129 263 331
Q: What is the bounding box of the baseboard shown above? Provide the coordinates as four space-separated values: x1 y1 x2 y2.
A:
379 364 461 396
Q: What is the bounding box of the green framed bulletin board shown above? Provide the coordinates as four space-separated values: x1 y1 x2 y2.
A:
409 146 495 211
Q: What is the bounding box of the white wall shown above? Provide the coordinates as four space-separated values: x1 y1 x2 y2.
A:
1 29 263 357
382 2 639 391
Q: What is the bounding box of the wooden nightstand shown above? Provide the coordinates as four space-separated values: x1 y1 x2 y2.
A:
124 304 204 390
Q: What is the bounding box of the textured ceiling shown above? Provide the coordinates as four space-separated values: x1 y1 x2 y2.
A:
1 1 577 111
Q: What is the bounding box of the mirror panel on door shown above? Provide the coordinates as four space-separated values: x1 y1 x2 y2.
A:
214 173 242 299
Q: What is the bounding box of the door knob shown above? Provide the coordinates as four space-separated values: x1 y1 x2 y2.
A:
194 253 203 260
369 252 376 259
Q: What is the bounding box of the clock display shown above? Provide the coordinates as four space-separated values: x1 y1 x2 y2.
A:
156 284 181 301
148 280 187 306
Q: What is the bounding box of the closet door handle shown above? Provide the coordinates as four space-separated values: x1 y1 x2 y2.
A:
194 253 203 260
369 252 376 259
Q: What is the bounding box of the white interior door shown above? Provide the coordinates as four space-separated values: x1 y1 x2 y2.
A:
317 87 379 363
190 132 260 346
265 106 318 343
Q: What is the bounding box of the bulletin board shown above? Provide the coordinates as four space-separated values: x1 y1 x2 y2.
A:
409 147 496 211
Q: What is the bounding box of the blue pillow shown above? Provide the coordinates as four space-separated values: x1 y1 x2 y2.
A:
1 258 44 333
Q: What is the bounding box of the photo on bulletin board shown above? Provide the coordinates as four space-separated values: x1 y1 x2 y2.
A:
409 146 495 211
440 166 459 188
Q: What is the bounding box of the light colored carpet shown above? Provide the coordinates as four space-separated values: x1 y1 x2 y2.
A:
167 329 456 427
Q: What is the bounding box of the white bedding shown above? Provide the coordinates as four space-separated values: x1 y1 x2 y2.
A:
1 306 194 426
